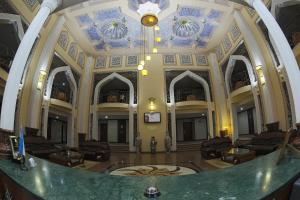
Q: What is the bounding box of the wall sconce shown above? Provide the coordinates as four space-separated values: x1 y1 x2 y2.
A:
148 97 156 111
37 70 47 90
141 69 148 76
256 65 266 85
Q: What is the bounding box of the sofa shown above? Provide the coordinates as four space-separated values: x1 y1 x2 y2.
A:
240 132 284 155
24 136 62 159
77 140 111 162
200 137 232 159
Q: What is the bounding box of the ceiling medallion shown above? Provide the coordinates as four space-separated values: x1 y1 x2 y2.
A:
173 18 201 38
100 21 128 40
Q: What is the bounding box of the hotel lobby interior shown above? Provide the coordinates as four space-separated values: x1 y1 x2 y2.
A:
0 0 300 199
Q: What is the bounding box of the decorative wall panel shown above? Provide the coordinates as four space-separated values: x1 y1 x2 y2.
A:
68 42 78 60
58 31 69 50
195 55 208 66
180 54 193 65
110 55 122 67
163 54 176 65
95 56 106 68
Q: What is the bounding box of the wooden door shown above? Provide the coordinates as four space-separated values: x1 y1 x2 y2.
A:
247 109 255 134
99 123 108 142
183 122 193 141
118 120 127 143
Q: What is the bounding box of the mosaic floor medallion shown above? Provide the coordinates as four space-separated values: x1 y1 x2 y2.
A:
110 165 197 176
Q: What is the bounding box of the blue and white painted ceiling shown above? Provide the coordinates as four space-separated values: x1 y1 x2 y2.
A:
63 0 237 55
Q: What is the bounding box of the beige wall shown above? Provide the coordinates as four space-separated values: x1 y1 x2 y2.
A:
240 6 287 130
6 0 296 151
8 0 85 132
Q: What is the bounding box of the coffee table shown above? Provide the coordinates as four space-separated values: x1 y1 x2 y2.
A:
221 148 255 165
49 150 84 167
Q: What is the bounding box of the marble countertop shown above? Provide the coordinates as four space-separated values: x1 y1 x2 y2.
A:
0 150 300 200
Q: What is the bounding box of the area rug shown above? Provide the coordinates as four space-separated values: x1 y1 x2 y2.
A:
73 160 99 170
205 159 233 169
110 165 197 176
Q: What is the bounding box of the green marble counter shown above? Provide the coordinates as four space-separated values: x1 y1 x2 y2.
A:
0 150 300 200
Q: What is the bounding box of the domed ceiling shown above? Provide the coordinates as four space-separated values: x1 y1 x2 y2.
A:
61 0 241 56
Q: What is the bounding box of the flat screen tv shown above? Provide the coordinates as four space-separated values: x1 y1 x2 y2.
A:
144 112 161 123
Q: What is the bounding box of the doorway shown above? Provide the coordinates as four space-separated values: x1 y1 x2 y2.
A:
98 115 129 144
47 116 68 144
176 113 208 142
237 107 256 135
118 120 127 143
183 122 193 141
99 123 108 142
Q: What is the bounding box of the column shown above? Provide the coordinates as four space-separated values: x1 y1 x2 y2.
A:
208 53 229 134
207 102 214 138
0 0 61 131
28 15 65 129
129 106 134 152
170 105 176 151
77 57 94 135
234 10 278 124
244 0 300 124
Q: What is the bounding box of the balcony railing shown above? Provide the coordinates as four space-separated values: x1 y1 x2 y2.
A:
230 70 251 92
174 88 205 102
99 90 129 104
51 87 72 103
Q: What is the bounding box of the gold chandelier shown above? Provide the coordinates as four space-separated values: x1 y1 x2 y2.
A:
141 14 158 27
137 2 162 76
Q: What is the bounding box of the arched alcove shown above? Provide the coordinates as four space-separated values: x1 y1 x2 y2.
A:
169 70 213 151
98 78 130 104
225 55 262 141
43 66 77 146
93 72 135 152
174 76 206 102
229 60 251 92
51 72 73 103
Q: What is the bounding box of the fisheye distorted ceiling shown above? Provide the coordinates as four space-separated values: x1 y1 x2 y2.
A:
62 0 238 55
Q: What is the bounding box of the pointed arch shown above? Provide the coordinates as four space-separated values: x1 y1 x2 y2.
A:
225 55 256 95
225 55 262 141
43 66 78 146
169 70 213 151
92 72 135 151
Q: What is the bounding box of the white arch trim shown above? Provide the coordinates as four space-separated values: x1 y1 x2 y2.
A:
225 55 256 95
169 70 214 151
225 55 262 141
45 66 78 104
43 66 78 146
92 72 135 151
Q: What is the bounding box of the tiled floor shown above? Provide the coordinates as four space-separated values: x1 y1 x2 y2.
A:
87 151 217 172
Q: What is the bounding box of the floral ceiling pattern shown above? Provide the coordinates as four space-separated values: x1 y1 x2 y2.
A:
75 1 223 51
158 6 223 48
76 7 141 51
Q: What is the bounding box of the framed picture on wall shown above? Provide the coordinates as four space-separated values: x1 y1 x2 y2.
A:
144 112 161 123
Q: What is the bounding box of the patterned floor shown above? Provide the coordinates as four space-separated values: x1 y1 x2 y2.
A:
78 151 217 173
110 165 197 176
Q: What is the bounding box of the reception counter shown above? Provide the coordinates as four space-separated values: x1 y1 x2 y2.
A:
0 150 300 200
